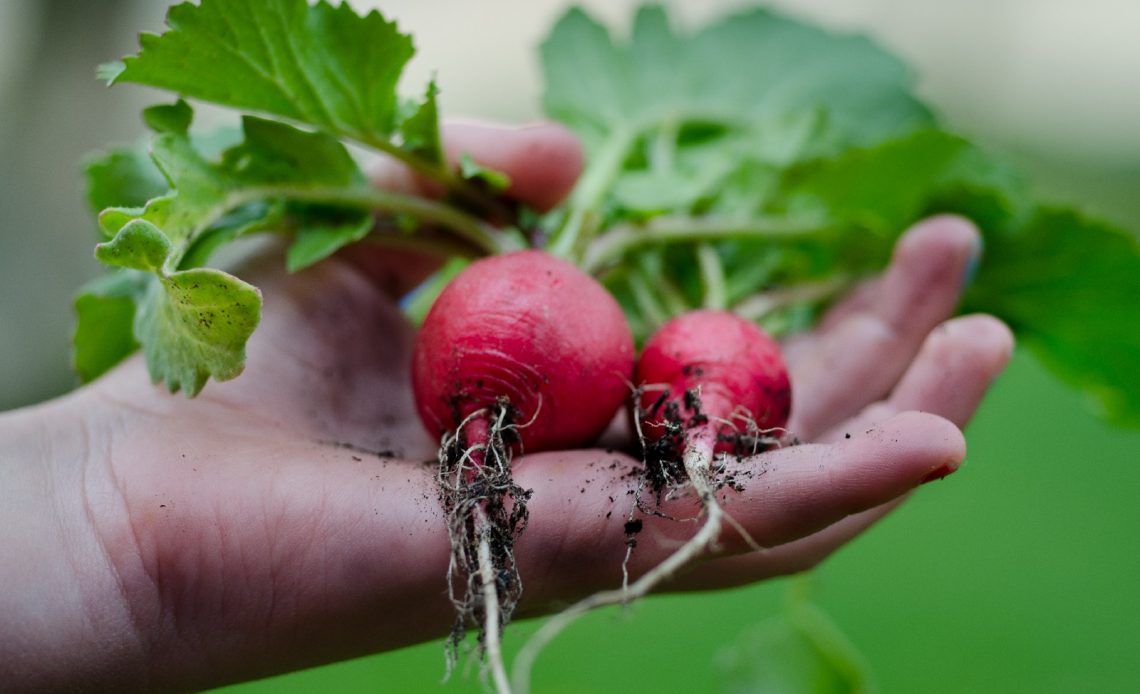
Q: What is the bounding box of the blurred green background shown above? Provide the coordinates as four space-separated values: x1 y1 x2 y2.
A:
2 0 1138 691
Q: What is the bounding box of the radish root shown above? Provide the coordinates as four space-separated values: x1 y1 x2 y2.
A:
438 401 531 692
511 434 727 693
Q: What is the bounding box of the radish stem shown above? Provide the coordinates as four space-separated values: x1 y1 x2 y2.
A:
475 506 512 694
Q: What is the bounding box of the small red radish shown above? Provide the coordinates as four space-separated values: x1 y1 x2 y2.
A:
636 309 790 469
512 310 793 686
414 249 634 455
630 310 791 595
410 249 634 688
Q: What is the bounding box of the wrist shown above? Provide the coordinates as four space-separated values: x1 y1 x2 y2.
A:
0 392 150 691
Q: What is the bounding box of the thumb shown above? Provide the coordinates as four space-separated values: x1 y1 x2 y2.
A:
342 121 583 298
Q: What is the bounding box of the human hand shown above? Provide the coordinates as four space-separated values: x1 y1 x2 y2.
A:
0 123 1012 692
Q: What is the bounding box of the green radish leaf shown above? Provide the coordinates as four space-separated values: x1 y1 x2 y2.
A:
95 219 175 272
72 271 149 383
286 213 374 272
83 147 167 214
142 99 193 134
82 101 379 393
542 5 931 154
963 208 1140 428
401 257 470 326
224 116 364 187
91 216 263 394
717 600 876 694
105 0 414 147
458 154 511 193
136 268 261 396
178 199 287 270
540 5 935 261
98 103 367 270
783 130 978 233
399 79 444 166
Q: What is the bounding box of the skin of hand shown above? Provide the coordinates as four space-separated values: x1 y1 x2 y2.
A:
0 122 1013 692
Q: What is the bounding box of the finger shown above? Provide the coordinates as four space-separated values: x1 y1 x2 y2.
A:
513 410 964 608
786 215 981 440
442 121 583 213
346 121 584 296
667 500 904 591
368 121 583 213
820 313 1014 441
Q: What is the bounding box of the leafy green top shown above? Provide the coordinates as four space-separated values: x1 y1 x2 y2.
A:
542 6 930 151
79 1 1140 426
103 0 413 150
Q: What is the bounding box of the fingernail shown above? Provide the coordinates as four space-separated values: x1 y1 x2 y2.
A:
961 235 984 289
920 464 957 484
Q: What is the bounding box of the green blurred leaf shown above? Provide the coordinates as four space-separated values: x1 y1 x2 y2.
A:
95 219 174 273
784 130 977 232
399 79 444 166
458 153 511 193
401 257 469 326
142 99 193 134
540 4 936 271
83 147 167 214
542 5 931 152
964 208 1140 427
72 271 148 383
717 600 875 694
286 213 374 272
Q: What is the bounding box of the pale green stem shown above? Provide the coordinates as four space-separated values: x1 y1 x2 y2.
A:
696 243 727 310
355 133 513 222
628 271 669 329
547 126 637 261
732 275 851 322
582 215 828 274
651 118 678 172
631 254 689 315
170 184 515 273
657 275 691 316
247 184 518 254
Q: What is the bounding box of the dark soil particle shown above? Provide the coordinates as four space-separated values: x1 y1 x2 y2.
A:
322 440 399 460
623 518 643 535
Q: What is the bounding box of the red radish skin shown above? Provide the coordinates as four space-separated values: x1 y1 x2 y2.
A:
413 249 634 454
637 309 791 460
